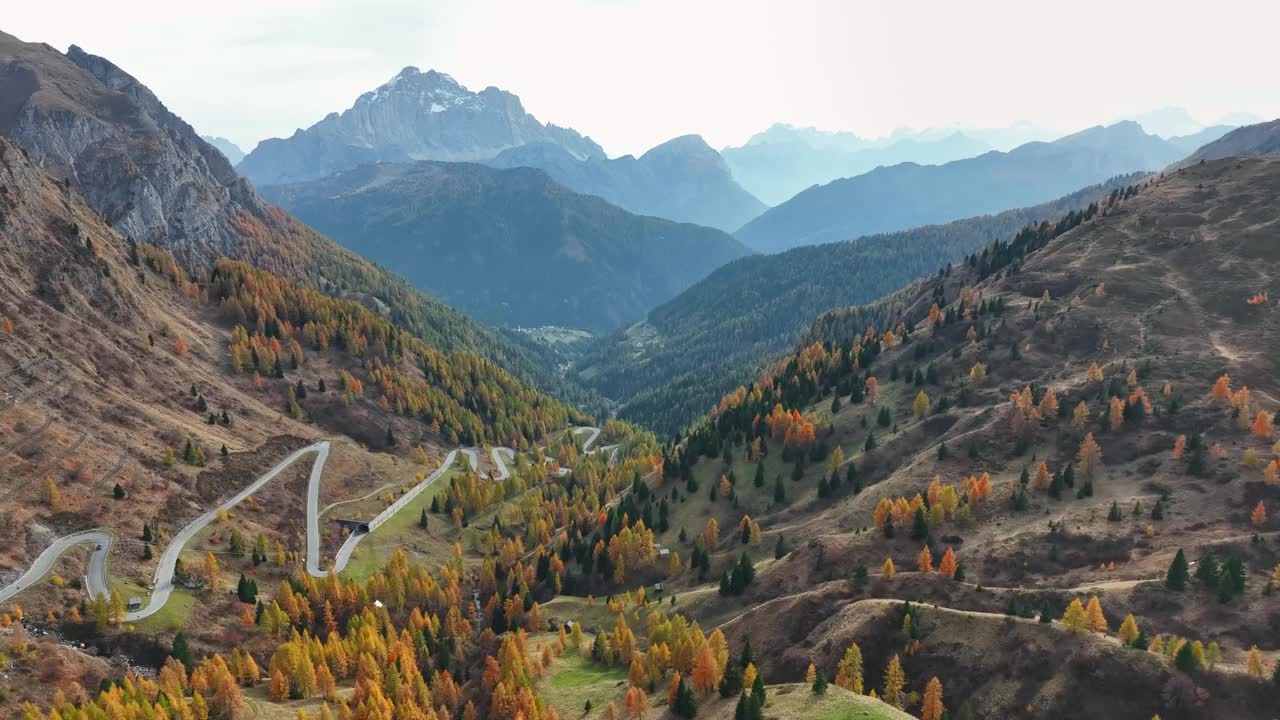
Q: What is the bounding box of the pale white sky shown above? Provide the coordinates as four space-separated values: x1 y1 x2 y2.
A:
7 0 1279 157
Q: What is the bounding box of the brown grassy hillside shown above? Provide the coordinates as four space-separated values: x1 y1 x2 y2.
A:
649 156 1280 719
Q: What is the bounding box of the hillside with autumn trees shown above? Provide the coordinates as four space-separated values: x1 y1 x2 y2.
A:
6 21 1280 720
631 155 1280 719
575 172 1149 438
0 118 914 720
0 132 610 708
5 138 1280 720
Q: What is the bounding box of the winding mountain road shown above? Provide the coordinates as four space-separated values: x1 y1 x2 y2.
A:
0 530 112 605
0 427 605 620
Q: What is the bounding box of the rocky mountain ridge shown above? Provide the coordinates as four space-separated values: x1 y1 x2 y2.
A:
488 134 766 232
238 66 603 186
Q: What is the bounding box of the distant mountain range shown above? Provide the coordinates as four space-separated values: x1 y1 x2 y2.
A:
238 67 605 187
1131 106 1210 139
202 135 245 165
734 121 1235 253
236 67 763 232
262 161 751 332
487 135 766 232
721 124 992 205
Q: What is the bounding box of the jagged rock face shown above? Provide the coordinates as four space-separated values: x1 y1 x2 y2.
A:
239 67 604 187
0 32 260 265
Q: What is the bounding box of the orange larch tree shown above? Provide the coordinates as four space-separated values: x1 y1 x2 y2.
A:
921 676 945 720
1087 362 1104 382
1039 388 1058 420
1109 397 1125 431
1251 411 1274 439
882 655 905 709
1211 375 1232 401
1084 596 1108 632
937 548 957 578
918 546 934 573
691 645 717 694
625 686 648 719
873 498 893 529
1072 401 1090 430
1077 433 1103 477
1033 463 1051 490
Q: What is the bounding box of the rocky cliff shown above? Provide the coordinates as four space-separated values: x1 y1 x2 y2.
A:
0 32 261 264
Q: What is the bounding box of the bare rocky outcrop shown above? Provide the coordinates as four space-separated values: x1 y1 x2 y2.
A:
0 32 266 265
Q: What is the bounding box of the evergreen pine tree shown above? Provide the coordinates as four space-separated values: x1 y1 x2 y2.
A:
719 663 743 697
811 669 828 694
170 633 193 669
1166 549 1189 590
1175 641 1198 672
673 678 697 718
910 508 929 540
